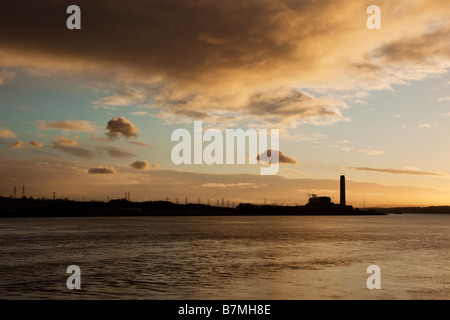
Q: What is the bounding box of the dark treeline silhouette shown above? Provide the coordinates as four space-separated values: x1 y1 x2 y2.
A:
0 196 235 217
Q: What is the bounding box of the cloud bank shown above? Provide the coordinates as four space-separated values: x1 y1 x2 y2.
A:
0 0 448 126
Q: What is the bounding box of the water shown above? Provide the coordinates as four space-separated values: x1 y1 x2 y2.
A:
0 214 449 300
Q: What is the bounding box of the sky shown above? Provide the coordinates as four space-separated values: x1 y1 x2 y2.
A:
0 0 450 207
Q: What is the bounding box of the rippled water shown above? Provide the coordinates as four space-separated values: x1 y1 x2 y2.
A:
0 214 449 299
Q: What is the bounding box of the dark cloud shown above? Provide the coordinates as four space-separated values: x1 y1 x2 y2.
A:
0 0 301 81
97 146 134 158
374 27 450 65
128 141 154 148
246 89 346 125
106 148 134 158
27 140 44 148
257 149 298 164
106 117 139 139
172 109 211 119
52 136 94 158
345 166 445 176
351 62 382 74
0 0 445 86
0 1 448 125
88 166 117 175
53 144 94 158
129 160 159 170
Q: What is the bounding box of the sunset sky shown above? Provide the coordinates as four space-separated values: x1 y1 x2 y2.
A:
1 0 450 207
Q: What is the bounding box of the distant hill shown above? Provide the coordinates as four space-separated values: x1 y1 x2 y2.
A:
371 206 450 214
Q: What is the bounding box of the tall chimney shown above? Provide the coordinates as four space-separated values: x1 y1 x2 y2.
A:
340 175 346 206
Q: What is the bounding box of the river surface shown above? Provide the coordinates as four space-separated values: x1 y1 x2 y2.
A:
0 214 449 299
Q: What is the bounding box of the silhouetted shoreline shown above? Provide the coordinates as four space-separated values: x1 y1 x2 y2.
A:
0 196 391 217
3 196 449 218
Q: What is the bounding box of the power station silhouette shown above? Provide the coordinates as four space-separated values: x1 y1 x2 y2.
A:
340 175 346 207
304 175 351 212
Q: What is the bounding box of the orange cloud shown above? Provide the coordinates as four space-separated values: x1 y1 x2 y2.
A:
0 129 16 138
52 136 94 158
38 120 96 132
53 136 78 146
9 140 44 149
345 166 445 176
9 140 25 149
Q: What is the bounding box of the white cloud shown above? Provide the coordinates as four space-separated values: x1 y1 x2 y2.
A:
366 150 386 156
418 123 435 128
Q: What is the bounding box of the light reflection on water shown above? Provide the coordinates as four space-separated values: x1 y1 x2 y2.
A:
0 214 449 299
